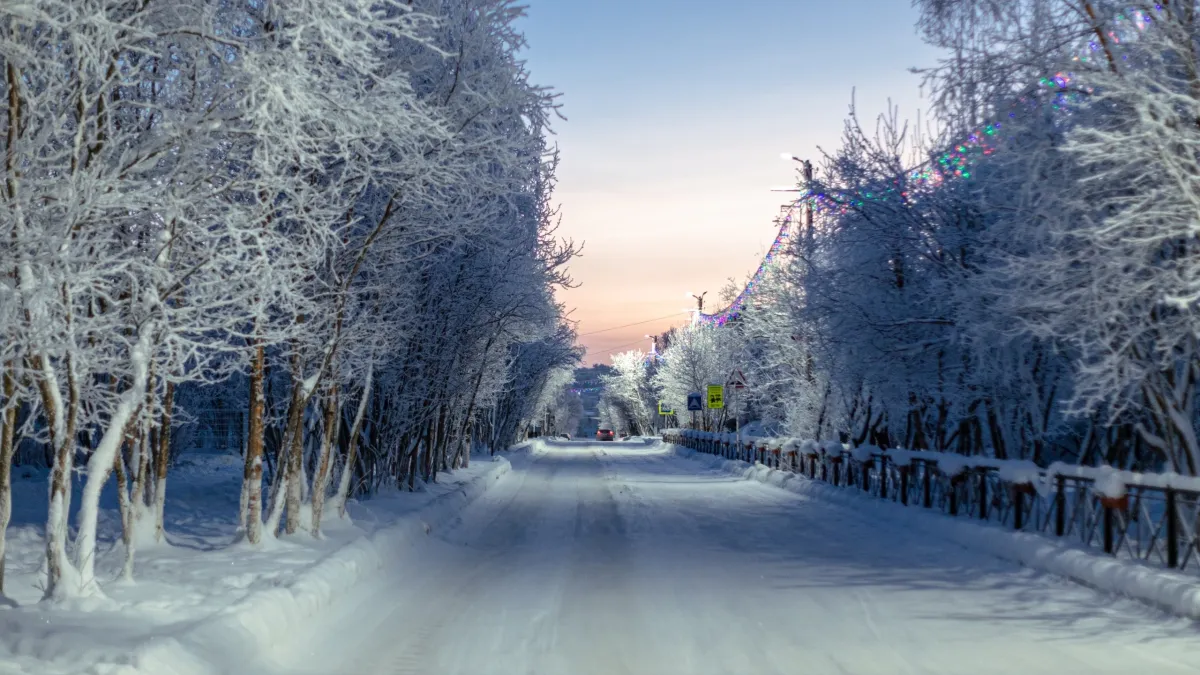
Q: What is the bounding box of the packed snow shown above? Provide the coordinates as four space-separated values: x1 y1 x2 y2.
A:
249 440 1200 675
0 452 509 675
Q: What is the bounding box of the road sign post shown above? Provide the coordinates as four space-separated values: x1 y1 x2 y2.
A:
727 370 748 453
687 392 703 430
706 385 724 433
706 385 724 409
657 401 673 433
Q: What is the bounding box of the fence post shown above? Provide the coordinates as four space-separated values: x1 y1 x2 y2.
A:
1013 489 1023 531
899 466 909 506
862 461 870 492
979 471 987 520
922 463 932 508
949 480 958 516
832 460 840 486
1103 504 1114 554
1167 488 1179 568
1055 474 1066 537
879 455 888 500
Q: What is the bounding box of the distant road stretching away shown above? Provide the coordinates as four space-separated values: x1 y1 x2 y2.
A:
258 441 1200 675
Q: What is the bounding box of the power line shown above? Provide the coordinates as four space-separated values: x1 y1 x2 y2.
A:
577 312 688 337
586 337 652 358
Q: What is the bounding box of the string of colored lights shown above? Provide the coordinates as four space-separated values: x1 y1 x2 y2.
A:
696 5 1159 327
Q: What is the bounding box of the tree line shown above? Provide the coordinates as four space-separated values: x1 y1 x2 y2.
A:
0 0 578 600
602 2 1200 481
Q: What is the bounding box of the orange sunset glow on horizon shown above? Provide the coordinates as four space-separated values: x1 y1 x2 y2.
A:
519 1 940 366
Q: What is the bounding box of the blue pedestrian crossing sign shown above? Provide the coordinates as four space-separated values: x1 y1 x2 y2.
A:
658 401 674 415
686 392 703 411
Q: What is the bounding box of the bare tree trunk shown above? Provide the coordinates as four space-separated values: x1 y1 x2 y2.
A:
74 323 154 593
242 339 266 542
309 383 340 537
121 404 152 581
34 350 80 599
115 445 133 581
334 364 372 517
153 381 174 543
0 364 18 597
277 352 306 536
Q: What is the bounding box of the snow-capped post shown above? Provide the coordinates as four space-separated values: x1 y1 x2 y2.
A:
1103 502 1115 554
1010 481 1037 531
922 463 933 509
949 463 973 517
976 470 987 521
1096 474 1128 554
878 453 887 499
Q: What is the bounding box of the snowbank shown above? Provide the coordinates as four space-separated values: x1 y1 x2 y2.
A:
666 429 1198 498
0 453 510 675
665 442 1200 621
109 457 510 675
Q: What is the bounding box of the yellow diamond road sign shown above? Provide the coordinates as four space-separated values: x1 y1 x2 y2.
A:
706 384 724 409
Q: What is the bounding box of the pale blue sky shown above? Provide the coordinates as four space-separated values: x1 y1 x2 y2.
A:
517 1 942 363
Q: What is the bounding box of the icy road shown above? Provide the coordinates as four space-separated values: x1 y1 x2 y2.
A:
258 441 1200 675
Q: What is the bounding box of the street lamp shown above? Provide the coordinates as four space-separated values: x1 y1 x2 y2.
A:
645 333 660 357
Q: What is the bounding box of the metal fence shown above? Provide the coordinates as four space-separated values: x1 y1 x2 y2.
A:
664 431 1200 574
172 408 246 455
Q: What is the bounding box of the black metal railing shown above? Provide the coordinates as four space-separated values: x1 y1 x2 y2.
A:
663 431 1200 574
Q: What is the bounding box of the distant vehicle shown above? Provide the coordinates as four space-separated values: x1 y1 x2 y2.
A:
559 434 572 440
596 428 614 441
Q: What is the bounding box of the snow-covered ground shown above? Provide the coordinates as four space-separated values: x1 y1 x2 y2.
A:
0 452 508 675
256 440 1200 675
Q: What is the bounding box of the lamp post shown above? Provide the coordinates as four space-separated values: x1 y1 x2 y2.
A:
684 291 707 323
777 153 815 252
645 334 659 358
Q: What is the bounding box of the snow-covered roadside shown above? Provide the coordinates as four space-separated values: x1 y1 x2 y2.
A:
0 453 510 675
664 442 1200 621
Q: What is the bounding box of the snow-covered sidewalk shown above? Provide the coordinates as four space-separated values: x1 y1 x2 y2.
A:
0 452 509 675
666 441 1200 621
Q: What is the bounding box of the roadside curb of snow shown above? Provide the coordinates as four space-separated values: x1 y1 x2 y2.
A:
666 443 1200 621
106 457 512 675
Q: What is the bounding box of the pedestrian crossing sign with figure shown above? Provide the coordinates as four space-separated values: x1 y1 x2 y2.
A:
658 401 673 415
706 384 724 409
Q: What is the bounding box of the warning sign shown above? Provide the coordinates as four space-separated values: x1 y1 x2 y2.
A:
706 384 724 409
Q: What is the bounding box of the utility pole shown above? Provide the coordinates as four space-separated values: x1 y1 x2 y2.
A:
803 159 814 248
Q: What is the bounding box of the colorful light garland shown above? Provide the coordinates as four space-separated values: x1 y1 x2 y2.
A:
697 5 1161 327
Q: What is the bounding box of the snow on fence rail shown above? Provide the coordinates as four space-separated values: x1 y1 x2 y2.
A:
661 429 1200 573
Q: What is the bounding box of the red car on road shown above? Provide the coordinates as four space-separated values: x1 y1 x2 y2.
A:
596 428 615 441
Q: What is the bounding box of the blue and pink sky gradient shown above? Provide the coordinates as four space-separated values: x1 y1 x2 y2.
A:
518 1 941 365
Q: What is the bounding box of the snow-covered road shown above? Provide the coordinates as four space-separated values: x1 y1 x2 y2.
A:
257 441 1200 675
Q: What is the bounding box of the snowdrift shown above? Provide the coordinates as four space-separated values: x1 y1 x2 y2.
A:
666 442 1200 621
101 457 511 675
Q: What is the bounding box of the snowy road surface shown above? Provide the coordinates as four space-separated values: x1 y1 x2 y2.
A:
257 441 1200 675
